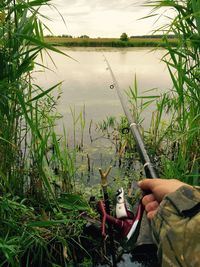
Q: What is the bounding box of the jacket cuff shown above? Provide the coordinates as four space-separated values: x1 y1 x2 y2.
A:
166 185 200 216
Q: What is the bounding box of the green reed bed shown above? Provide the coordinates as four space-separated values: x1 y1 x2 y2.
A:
138 0 200 184
0 1 91 266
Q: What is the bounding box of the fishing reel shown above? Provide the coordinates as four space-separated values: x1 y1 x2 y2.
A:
97 185 144 248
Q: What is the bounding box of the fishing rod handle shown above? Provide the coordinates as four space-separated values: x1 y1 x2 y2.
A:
129 124 159 179
144 163 158 179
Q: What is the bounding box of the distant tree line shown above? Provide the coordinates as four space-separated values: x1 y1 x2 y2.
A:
45 34 90 38
130 34 176 39
45 33 176 39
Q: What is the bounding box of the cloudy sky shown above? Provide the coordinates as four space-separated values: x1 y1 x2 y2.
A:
42 0 171 37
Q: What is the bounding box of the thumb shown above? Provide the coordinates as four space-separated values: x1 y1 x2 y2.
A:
138 178 158 191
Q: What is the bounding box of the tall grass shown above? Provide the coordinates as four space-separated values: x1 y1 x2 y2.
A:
0 1 89 265
143 0 200 184
0 0 62 198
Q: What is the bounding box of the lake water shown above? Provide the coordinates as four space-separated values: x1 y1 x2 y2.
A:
34 47 172 144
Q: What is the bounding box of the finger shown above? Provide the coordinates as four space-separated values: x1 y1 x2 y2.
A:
145 200 159 213
138 179 160 191
142 194 155 206
147 210 158 220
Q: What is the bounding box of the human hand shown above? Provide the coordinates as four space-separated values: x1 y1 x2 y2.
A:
138 179 190 219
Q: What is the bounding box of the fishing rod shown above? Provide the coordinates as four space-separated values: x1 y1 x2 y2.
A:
103 55 158 179
97 56 159 259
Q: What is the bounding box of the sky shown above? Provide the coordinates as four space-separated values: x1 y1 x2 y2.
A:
42 0 171 38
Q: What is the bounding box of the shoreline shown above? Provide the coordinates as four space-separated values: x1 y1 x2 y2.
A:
45 37 178 48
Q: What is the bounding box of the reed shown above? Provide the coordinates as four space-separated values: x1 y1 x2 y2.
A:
143 0 200 184
0 1 88 265
0 0 67 198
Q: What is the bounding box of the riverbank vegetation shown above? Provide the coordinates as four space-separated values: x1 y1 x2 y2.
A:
0 1 94 266
144 0 200 184
44 35 178 48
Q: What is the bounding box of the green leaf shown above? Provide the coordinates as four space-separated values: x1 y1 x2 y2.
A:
16 33 75 60
58 194 90 211
192 0 200 35
27 82 62 103
28 219 70 227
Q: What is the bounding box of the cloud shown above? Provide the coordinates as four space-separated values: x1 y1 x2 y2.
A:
41 0 167 37
45 0 146 16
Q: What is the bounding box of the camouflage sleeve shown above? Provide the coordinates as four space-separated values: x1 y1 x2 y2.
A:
151 186 200 267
